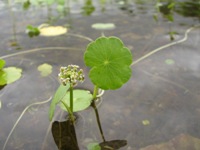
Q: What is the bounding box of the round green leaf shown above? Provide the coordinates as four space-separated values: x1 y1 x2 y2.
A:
37 63 52 77
2 67 22 84
60 90 92 112
84 36 133 90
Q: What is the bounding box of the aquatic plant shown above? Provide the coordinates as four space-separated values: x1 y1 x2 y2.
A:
49 36 133 123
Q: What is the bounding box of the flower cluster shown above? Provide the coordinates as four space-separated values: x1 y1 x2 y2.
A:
58 65 85 86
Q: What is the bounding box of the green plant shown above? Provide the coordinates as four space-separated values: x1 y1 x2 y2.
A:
49 36 133 123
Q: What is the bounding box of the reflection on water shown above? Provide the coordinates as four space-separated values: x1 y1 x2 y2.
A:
0 0 200 149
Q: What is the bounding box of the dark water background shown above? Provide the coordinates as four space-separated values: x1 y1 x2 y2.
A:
0 0 200 149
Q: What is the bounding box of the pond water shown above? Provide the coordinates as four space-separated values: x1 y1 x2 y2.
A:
0 0 200 149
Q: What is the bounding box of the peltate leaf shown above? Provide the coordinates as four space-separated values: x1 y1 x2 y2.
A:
84 36 133 90
49 84 70 121
60 90 92 112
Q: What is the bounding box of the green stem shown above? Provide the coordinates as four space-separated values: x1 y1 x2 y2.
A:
61 100 75 123
91 101 106 142
92 85 99 100
70 84 73 112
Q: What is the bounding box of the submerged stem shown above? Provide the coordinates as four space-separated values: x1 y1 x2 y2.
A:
91 101 106 142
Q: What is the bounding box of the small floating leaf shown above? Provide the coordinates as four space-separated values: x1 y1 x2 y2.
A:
84 36 133 90
3 67 22 84
165 59 175 65
60 90 93 112
26 25 40 37
0 59 5 69
37 63 52 77
91 23 116 30
49 84 70 121
87 143 101 150
39 25 67 36
142 120 150 126
0 100 2 109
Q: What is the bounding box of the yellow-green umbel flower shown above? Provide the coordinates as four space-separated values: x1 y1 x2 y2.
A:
58 65 85 87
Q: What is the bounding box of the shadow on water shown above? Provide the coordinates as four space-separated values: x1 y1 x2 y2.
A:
0 0 200 150
52 102 127 150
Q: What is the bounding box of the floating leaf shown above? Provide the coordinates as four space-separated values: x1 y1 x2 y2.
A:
84 36 133 90
165 59 175 65
2 67 22 84
87 143 101 150
37 63 52 77
0 59 5 69
49 84 70 121
91 23 116 30
60 90 92 112
39 25 67 36
142 120 150 126
0 100 1 109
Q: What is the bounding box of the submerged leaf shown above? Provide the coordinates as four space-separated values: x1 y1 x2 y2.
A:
91 23 116 30
60 90 92 112
2 67 22 84
49 84 70 121
84 36 133 90
39 25 67 36
37 63 52 77
52 120 79 150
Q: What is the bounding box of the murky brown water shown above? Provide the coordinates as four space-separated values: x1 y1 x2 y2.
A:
0 0 200 149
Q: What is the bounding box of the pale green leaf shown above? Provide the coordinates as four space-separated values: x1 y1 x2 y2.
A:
37 63 52 77
84 36 133 90
2 67 22 84
60 90 92 112
49 84 70 121
91 23 116 30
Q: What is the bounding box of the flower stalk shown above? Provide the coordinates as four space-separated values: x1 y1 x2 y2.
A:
58 65 85 123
